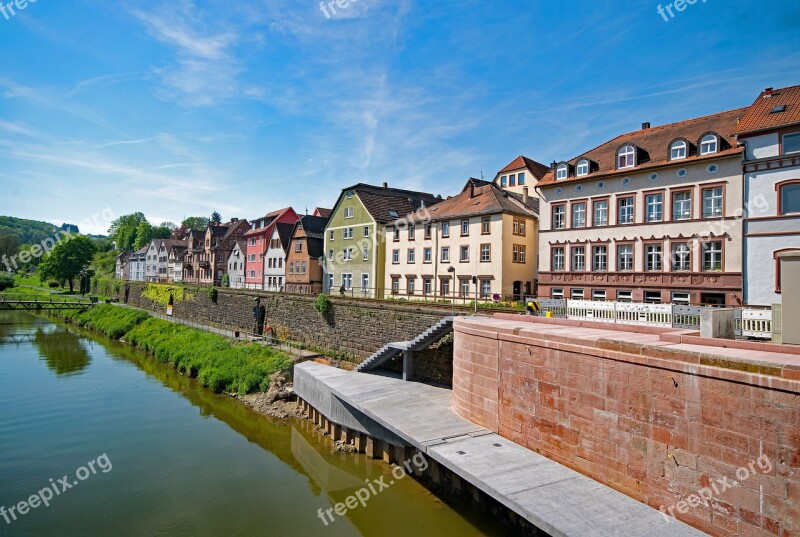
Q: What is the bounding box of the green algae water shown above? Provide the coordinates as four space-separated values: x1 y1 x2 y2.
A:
0 312 505 537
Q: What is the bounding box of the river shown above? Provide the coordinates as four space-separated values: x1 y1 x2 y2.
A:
0 312 506 536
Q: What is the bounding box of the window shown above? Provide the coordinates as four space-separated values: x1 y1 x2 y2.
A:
702 187 723 218
344 207 354 219
672 292 691 305
460 245 469 262
362 246 369 261
407 249 416 263
500 175 507 187
361 273 369 292
509 174 516 186
672 191 692 220
441 247 450 263
700 134 718 155
480 244 491 262
593 200 608 226
391 277 400 294
329 230 334 241
460 279 470 298
295 241 302 252
645 244 663 272
646 193 663 222
295 261 301 273
551 288 564 300
482 217 491 234
392 249 400 264
644 291 662 304
423 247 432 263
343 248 353 261
408 224 415 240
408 278 416 295
672 243 691 271
424 224 432 239
784 132 800 155
572 203 586 228
703 242 723 271
670 140 687 160
592 289 607 301
481 280 491 299
442 222 450 237
617 290 632 303
513 245 526 263
615 243 635 271
392 228 400 242
552 205 566 229
441 279 451 296
571 246 586 271
364 226 370 238
617 145 636 169
592 245 608 271
301 261 307 273
779 182 800 214
513 217 526 236
328 249 334 261
618 197 634 224
341 273 353 290
556 164 568 180
518 172 525 185
461 220 470 236
552 247 565 271
576 159 589 176
423 278 432 295
344 227 354 239
570 288 584 300
328 273 334 291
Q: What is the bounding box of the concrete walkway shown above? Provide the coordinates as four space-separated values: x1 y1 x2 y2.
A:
295 361 708 537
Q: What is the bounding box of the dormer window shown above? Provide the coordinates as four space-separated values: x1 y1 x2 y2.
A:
576 159 589 177
556 164 568 180
670 140 687 160
700 134 718 155
617 145 636 169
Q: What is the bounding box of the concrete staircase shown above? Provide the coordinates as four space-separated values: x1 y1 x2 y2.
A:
356 317 454 373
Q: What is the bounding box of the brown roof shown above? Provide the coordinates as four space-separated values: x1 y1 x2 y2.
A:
537 108 746 187
244 207 292 237
399 178 538 224
347 183 440 224
497 155 550 178
314 207 332 218
735 85 800 135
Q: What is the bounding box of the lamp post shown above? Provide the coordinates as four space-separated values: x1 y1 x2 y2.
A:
447 266 456 315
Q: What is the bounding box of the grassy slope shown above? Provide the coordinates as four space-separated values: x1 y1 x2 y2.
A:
55 305 292 395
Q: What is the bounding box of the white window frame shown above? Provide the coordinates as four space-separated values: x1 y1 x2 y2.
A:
670 140 687 160
556 164 568 180
700 135 718 155
576 159 589 176
617 145 636 169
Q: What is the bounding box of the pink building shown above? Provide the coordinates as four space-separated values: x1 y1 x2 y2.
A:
243 207 298 289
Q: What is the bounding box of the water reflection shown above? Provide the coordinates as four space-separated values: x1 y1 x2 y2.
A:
34 327 92 376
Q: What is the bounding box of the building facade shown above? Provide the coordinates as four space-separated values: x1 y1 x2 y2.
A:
264 223 294 292
184 219 251 285
736 85 800 306
226 240 246 289
114 251 131 280
493 155 550 198
383 179 538 301
324 183 439 299
128 247 147 281
243 208 298 290
145 241 159 282
537 109 746 306
286 215 328 294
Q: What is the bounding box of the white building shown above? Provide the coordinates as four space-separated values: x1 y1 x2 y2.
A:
145 241 159 282
129 246 148 282
227 240 246 289
264 223 294 292
736 85 800 306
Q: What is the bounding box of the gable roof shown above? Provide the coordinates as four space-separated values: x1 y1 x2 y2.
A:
289 215 328 260
313 208 332 218
735 85 800 136
497 155 550 178
537 108 746 187
271 222 295 251
398 178 538 224
338 183 440 225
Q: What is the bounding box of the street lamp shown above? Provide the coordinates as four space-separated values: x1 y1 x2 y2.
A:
447 266 456 315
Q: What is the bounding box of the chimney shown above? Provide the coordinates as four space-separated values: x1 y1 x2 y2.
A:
550 161 557 170
522 186 529 204
764 87 774 98
642 122 651 130
469 183 475 198
382 182 388 189
230 218 238 223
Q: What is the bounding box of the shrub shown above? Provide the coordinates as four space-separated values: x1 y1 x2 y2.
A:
0 273 15 291
208 287 218 303
314 293 332 316
221 274 230 288
48 281 60 288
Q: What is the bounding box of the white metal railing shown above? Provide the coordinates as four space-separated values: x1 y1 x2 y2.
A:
739 309 773 339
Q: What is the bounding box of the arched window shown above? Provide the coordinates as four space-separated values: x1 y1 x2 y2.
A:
670 140 687 160
700 134 718 155
556 164 568 180
617 145 636 169
576 159 589 176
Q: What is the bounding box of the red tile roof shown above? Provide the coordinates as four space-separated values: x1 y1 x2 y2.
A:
537 108 746 187
497 155 550 178
735 85 800 135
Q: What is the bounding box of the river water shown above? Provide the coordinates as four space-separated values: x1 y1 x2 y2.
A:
0 312 506 536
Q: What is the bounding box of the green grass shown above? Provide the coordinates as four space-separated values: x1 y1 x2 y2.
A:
0 286 59 298
56 305 292 395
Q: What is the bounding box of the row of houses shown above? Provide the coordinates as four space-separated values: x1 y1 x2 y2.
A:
115 84 800 306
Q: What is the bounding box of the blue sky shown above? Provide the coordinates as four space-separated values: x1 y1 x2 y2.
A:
0 0 798 234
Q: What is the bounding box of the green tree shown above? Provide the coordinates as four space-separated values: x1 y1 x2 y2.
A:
181 216 209 230
108 213 148 251
38 235 97 292
210 212 222 225
0 234 21 259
